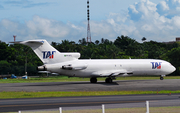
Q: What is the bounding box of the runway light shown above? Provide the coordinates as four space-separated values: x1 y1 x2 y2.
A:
169 92 171 95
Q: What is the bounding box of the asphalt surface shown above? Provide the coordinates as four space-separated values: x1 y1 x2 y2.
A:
0 79 180 92
1 94 180 112
1 79 180 112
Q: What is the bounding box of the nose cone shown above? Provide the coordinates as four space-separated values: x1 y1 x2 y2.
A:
166 63 176 75
171 65 176 73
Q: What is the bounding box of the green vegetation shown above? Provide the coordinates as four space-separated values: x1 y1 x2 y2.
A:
0 35 180 76
1 76 180 83
0 90 179 99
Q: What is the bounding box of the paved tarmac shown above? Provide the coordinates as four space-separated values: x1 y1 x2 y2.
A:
1 79 180 112
1 94 180 112
0 79 180 92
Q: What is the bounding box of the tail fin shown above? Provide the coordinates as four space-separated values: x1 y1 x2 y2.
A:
10 40 80 64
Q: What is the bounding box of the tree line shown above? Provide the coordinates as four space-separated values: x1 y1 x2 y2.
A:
0 35 180 76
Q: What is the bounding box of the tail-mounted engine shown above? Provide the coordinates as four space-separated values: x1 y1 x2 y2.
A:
37 65 47 71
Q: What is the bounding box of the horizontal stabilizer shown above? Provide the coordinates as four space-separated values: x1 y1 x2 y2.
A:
9 41 22 44
10 40 42 43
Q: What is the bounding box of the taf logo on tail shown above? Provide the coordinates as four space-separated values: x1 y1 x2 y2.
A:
42 51 56 59
151 62 162 69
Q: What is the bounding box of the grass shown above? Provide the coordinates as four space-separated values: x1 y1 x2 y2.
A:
0 76 180 83
0 90 180 99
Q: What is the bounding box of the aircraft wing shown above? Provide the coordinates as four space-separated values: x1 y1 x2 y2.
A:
92 70 133 77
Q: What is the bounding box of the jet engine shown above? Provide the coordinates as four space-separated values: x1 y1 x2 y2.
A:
37 65 47 71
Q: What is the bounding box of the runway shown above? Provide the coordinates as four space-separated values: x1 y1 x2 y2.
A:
1 79 180 112
1 94 180 112
0 79 180 92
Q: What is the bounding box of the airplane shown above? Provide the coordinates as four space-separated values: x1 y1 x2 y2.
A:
10 39 176 83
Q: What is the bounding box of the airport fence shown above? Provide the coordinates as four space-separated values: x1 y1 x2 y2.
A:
18 100 180 113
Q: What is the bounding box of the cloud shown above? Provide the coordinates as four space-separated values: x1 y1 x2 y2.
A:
26 16 70 38
26 16 88 42
156 0 180 18
0 16 87 42
1 0 180 43
90 20 117 39
3 0 49 8
23 3 49 8
122 0 180 41
0 19 27 42
156 1 169 15
128 0 157 21
96 0 180 42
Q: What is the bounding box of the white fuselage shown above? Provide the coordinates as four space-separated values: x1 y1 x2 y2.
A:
10 39 176 81
45 59 176 78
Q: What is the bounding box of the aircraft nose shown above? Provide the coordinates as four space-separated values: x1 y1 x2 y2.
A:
168 64 176 74
164 63 176 75
171 65 176 72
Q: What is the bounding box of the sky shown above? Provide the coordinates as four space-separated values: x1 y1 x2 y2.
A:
0 0 180 43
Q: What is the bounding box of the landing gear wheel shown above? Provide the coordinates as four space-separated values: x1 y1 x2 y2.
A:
105 78 113 83
160 77 164 80
90 77 97 83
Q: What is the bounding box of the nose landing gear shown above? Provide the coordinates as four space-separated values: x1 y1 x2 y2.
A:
160 75 165 80
160 76 164 80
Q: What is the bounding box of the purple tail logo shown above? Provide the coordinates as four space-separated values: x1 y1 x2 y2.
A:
42 51 56 59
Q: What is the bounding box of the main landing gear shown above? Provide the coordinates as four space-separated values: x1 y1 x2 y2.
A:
90 77 97 83
105 77 113 83
90 77 115 83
